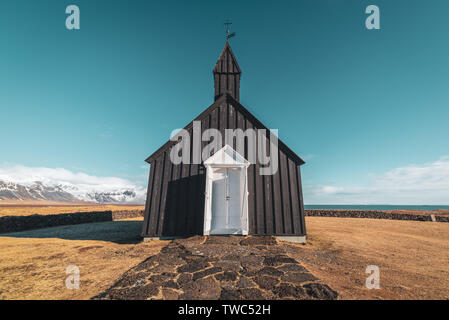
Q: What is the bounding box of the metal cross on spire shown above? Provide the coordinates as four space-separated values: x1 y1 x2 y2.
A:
224 20 236 41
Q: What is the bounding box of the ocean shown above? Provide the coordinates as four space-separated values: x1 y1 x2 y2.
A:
304 205 449 211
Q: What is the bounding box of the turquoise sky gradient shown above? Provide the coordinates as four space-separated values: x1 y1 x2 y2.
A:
1 0 448 204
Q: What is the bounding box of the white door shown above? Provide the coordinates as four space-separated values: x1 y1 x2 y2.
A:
211 171 227 232
210 168 242 234
227 168 242 230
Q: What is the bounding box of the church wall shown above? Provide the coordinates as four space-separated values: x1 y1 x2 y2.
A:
142 99 306 238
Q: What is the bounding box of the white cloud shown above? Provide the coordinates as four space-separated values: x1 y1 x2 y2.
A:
302 154 317 162
0 165 146 203
319 186 345 194
3 157 449 206
304 157 449 205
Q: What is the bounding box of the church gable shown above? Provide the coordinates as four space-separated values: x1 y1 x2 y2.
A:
146 93 304 166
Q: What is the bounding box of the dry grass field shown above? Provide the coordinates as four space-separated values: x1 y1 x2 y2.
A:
0 218 165 300
0 215 448 300
0 204 145 218
285 217 449 299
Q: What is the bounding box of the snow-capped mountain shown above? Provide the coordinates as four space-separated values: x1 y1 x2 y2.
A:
0 165 147 204
0 180 145 204
0 180 79 202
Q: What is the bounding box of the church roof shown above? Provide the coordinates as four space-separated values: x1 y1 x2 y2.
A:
145 93 305 165
213 41 241 74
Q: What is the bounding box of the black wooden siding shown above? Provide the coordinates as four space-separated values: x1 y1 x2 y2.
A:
213 41 241 102
142 94 306 237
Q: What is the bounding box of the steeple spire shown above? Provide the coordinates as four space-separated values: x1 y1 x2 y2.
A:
213 41 241 102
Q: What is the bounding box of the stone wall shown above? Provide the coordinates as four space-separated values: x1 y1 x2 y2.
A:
112 210 144 220
0 210 144 234
305 210 449 222
2 208 446 234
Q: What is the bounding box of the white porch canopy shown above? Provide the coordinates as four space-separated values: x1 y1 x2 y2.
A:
203 145 250 235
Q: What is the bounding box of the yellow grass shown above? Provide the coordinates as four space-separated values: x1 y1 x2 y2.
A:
0 204 145 218
0 218 166 300
284 217 449 299
1 216 449 299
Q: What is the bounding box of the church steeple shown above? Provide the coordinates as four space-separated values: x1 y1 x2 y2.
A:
213 41 241 102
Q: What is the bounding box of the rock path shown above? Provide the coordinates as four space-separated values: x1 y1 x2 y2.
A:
95 235 338 300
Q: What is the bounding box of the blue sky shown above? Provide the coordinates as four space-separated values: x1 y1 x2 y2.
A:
1 0 448 204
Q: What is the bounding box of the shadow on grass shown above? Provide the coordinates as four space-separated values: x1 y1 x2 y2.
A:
0 220 143 244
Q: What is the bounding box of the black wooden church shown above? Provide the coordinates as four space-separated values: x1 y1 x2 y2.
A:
142 41 307 242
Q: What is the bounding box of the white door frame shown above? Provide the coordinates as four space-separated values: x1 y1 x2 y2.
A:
203 145 250 235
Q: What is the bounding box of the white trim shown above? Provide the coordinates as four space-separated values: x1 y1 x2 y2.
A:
204 144 250 167
203 145 249 236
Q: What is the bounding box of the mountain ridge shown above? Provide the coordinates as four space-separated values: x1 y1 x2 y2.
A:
0 180 145 204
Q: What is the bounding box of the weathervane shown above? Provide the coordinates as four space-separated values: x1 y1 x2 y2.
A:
224 20 236 40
